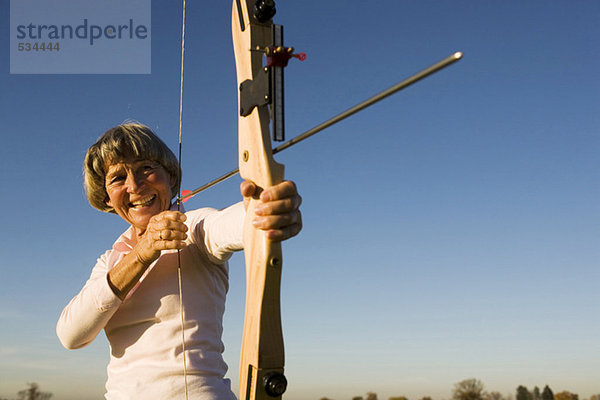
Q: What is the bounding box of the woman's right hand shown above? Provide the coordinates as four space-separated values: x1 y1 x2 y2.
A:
134 211 188 265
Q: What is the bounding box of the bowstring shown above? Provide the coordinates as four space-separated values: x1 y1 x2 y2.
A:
177 0 189 398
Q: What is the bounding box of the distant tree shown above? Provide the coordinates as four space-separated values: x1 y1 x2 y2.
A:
486 391 505 400
517 386 532 400
453 378 485 400
533 388 541 400
16 383 52 400
389 397 408 400
320 398 334 400
542 386 554 400
352 397 364 400
422 397 433 400
366 393 378 400
589 395 600 400
554 391 578 400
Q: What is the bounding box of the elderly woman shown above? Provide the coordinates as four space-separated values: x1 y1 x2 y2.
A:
57 123 302 399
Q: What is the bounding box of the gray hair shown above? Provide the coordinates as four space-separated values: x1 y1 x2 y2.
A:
83 123 181 213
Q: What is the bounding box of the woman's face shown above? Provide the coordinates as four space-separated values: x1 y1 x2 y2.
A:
104 159 175 237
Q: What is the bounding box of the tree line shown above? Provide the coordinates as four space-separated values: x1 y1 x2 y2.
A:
0 383 52 400
319 378 599 400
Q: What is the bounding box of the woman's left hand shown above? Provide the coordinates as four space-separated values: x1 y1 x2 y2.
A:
240 180 303 242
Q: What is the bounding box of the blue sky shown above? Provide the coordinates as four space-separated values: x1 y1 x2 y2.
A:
1 1 599 399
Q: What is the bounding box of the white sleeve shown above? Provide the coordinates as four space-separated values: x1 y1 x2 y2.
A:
188 202 245 264
56 251 122 350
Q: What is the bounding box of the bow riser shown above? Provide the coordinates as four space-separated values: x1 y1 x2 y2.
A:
232 0 286 399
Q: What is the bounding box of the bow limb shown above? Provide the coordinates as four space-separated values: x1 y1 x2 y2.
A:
232 1 287 399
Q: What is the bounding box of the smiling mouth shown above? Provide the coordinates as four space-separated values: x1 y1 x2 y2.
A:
129 194 156 208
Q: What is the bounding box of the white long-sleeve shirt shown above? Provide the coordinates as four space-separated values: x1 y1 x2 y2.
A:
57 203 245 399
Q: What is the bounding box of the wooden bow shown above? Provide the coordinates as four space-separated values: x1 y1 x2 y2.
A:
232 0 288 398
175 1 461 399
